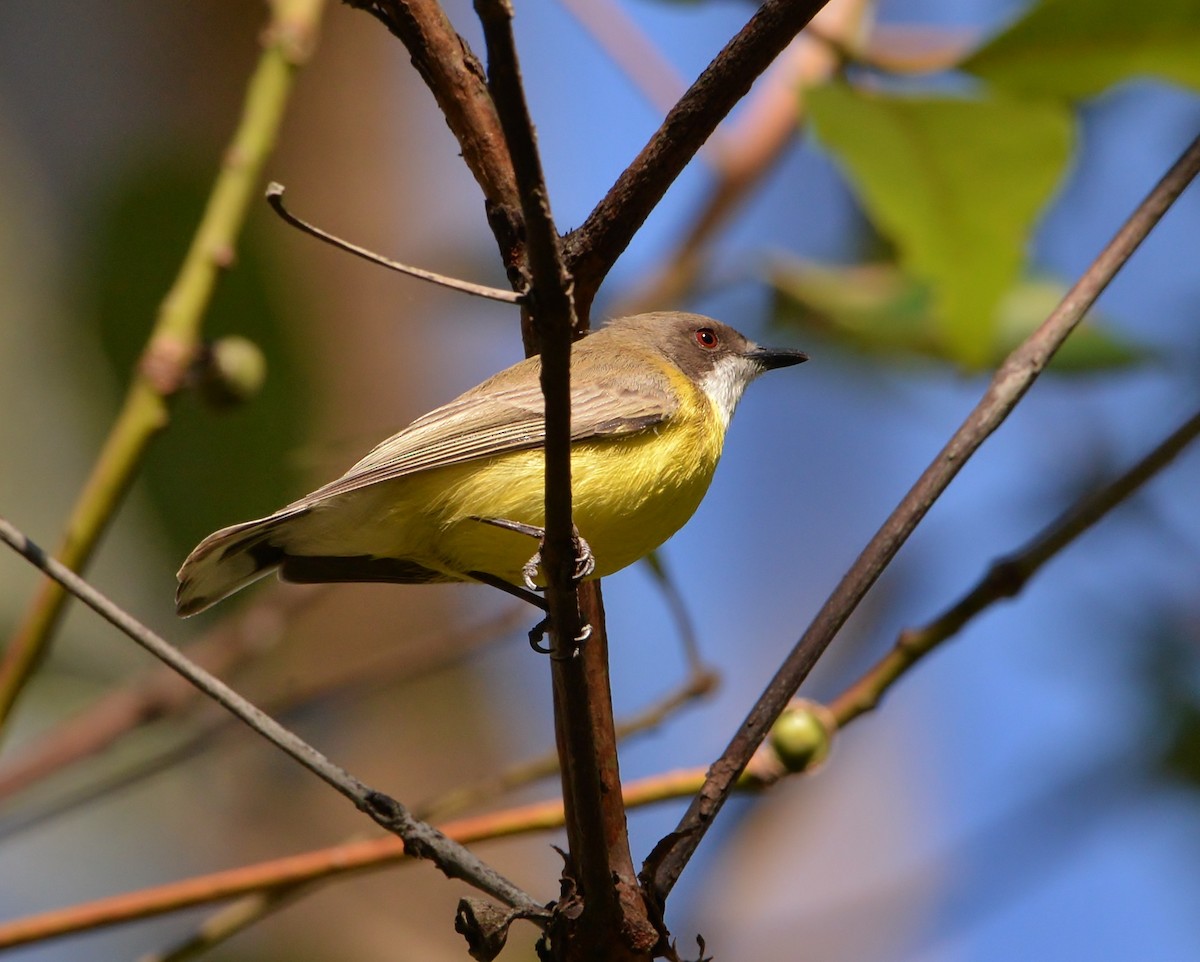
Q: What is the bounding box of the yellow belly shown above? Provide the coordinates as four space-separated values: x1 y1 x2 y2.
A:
298 401 724 587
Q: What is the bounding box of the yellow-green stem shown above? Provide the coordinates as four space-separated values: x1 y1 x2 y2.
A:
0 0 327 730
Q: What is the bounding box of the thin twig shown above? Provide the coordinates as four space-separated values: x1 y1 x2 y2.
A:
0 586 323 805
0 605 525 841
647 132 1200 902
474 0 658 951
140 887 310 962
620 0 873 314
418 665 718 824
829 406 1200 726
141 666 718 961
0 517 544 916
265 183 524 302
558 0 693 123
0 0 330 732
642 552 706 675
0 760 764 952
341 0 525 270
564 0 831 314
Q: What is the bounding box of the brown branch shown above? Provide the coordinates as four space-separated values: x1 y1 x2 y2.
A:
646 131 1200 903
0 605 524 837
830 406 1200 725
618 0 874 314
342 0 525 270
419 664 717 824
0 517 544 916
616 38 810 314
0 586 322 805
559 0 692 121
563 0 832 315
0 760 774 953
139 664 715 962
473 1 656 955
266 182 524 302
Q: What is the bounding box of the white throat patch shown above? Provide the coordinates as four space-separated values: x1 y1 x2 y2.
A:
697 353 763 430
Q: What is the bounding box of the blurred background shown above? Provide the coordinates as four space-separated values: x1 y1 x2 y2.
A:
0 0 1198 959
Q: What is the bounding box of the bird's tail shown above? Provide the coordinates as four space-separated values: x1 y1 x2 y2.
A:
175 513 298 617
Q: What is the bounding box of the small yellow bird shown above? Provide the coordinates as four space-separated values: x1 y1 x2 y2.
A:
176 312 806 616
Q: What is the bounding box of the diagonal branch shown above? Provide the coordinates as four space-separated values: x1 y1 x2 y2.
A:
7 400 1196 955
266 182 524 301
342 0 525 268
563 0 831 313
0 516 544 917
646 131 1200 903
830 405 1200 726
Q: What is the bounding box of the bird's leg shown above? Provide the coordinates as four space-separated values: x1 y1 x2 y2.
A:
468 516 596 589
465 570 547 610
465 569 556 654
468 516 595 656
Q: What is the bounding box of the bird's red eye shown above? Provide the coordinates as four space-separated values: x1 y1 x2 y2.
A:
694 327 719 349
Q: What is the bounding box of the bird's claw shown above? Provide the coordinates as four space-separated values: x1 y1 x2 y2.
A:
469 515 594 657
528 618 592 658
470 515 594 589
522 558 540 592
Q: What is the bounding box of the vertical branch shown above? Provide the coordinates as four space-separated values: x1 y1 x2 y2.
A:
474 1 656 955
0 0 330 731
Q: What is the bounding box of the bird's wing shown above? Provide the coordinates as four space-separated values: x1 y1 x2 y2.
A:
287 357 676 508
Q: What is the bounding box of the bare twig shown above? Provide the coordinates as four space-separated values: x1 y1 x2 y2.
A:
0 761 764 953
342 0 525 270
0 0 330 732
0 516 543 916
141 888 310 962
419 664 717 824
265 182 524 302
558 0 692 122
647 132 1200 902
0 605 524 840
620 0 873 313
0 587 322 805
139 666 718 961
474 0 657 952
564 0 832 314
830 406 1200 725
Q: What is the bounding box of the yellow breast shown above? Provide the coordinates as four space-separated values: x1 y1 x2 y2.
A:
363 366 728 586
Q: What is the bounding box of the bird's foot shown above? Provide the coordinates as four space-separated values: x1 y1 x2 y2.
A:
468 516 595 590
469 516 595 657
528 617 593 658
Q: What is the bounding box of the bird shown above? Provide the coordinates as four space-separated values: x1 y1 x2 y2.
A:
176 311 806 617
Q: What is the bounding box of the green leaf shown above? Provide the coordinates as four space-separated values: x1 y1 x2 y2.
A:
963 0 1200 100
770 257 1145 373
992 276 1145 372
807 82 1073 368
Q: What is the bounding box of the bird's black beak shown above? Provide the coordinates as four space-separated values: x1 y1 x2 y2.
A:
746 346 808 371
